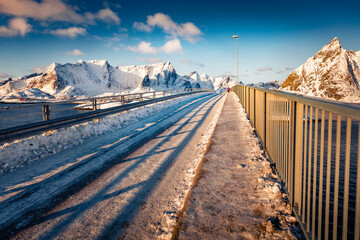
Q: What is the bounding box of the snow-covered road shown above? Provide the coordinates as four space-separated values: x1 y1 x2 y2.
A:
0 93 225 239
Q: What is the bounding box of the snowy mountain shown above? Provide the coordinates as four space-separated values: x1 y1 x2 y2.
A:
280 37 360 102
213 76 237 93
0 61 221 100
248 80 282 90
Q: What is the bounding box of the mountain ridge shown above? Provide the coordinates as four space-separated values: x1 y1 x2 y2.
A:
0 61 234 100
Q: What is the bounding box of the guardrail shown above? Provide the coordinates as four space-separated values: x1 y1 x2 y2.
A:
0 88 213 143
231 85 360 240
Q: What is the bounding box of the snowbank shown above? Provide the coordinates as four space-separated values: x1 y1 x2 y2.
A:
0 94 208 175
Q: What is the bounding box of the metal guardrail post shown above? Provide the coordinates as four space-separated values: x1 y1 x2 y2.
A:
0 89 209 144
153 92 155 98
42 105 50 121
163 91 165 97
170 90 172 95
92 99 97 111
140 93 143 101
176 89 178 94
294 102 303 212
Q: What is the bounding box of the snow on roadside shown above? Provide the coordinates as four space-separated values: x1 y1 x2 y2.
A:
177 93 303 239
154 94 227 239
233 102 302 239
0 93 208 176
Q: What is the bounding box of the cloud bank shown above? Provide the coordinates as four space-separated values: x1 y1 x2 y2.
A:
66 49 84 56
0 0 120 25
0 17 31 37
49 27 87 38
128 39 183 54
133 13 202 43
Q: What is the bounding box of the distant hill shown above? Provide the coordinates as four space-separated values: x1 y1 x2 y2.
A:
280 37 360 102
0 61 229 100
248 80 282 89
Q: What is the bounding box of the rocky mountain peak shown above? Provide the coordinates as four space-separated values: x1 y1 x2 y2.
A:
313 37 343 62
281 37 360 102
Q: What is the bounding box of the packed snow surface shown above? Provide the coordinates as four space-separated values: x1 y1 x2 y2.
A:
0 92 224 239
178 93 303 239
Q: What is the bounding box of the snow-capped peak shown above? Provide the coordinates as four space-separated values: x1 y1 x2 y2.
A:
281 37 360 102
0 60 228 101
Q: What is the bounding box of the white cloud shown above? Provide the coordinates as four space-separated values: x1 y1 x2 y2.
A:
31 65 49 73
95 33 128 47
160 38 183 53
182 59 204 68
256 67 273 73
0 73 12 79
128 41 157 54
66 49 84 56
137 57 162 64
87 8 120 25
128 39 183 55
0 0 121 25
49 27 87 38
0 17 31 37
134 13 202 43
133 22 152 32
0 0 84 23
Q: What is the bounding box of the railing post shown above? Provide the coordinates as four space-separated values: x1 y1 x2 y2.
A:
170 90 172 95
254 89 256 128
92 99 97 111
139 93 143 101
153 92 155 99
293 102 303 210
163 91 165 97
42 105 50 121
120 96 124 105
176 89 178 94
264 92 267 150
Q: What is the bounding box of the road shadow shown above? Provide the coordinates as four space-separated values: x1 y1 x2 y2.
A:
0 94 220 239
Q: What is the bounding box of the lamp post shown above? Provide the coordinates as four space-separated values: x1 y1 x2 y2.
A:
232 35 239 85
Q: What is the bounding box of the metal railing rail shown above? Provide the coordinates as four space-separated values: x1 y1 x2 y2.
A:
0 88 212 143
0 88 204 110
231 85 360 240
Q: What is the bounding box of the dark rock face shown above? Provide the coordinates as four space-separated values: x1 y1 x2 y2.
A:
141 75 151 87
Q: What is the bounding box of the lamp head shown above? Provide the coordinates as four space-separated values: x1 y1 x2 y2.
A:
232 35 238 38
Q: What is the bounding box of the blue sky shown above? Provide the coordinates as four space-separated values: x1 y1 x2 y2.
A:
0 0 360 84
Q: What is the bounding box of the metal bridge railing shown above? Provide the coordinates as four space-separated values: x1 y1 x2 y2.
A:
0 88 213 143
232 85 360 240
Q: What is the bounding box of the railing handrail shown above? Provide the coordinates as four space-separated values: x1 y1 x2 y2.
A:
244 85 360 120
0 88 214 108
232 84 360 240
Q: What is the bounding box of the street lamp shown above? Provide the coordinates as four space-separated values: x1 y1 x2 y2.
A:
232 35 239 85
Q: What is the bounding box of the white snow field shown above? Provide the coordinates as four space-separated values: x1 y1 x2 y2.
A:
0 92 225 239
